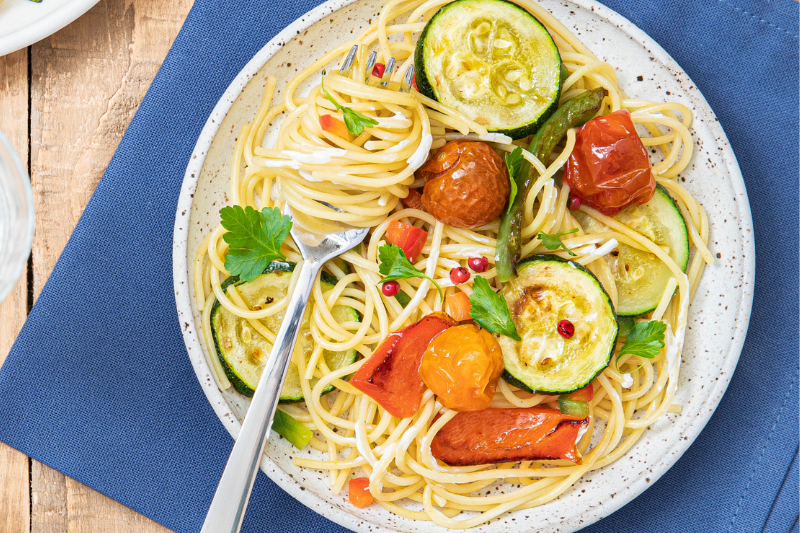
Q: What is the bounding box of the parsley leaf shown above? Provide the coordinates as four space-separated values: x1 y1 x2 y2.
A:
538 228 579 256
321 71 378 135
378 244 442 300
504 146 523 210
220 205 292 283
615 320 667 369
469 276 521 341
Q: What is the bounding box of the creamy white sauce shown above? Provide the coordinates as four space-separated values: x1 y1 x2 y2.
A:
575 422 590 445
442 132 514 144
664 325 680 373
299 170 321 182
376 112 412 128
259 158 301 170
593 238 619 258
378 196 387 207
280 148 347 165
621 373 634 388
408 132 433 169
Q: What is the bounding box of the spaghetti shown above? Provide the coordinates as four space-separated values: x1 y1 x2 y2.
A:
192 0 713 527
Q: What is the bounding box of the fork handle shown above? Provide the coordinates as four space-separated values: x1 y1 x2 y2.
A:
200 260 321 533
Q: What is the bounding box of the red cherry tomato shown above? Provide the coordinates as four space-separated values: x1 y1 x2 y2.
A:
385 220 428 262
348 477 373 508
381 280 400 296
564 110 655 216
450 267 470 284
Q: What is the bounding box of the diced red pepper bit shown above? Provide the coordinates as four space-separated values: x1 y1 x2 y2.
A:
412 72 417 91
348 477 373 508
372 63 385 79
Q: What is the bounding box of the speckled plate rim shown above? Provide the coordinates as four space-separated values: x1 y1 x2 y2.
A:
0 0 101 57
172 1 755 531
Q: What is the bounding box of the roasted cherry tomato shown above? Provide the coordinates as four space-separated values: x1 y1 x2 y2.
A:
351 313 456 418
401 188 425 211
420 324 504 411
385 220 428 262
348 477 373 508
563 110 654 216
418 141 509 228
430 407 589 466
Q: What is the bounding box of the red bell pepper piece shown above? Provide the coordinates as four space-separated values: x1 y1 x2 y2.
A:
385 220 428 263
431 407 589 465
351 313 456 418
566 383 594 402
319 114 351 140
348 477 373 508
445 291 471 322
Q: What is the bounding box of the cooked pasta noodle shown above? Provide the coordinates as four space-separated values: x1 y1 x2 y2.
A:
193 0 713 527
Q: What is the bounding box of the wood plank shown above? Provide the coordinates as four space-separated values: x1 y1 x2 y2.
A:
27 0 193 530
0 47 32 533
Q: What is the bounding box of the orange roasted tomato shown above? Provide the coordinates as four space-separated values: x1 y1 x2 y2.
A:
419 324 504 411
418 141 509 228
563 109 655 216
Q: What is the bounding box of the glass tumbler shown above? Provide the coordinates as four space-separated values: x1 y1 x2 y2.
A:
0 127 34 303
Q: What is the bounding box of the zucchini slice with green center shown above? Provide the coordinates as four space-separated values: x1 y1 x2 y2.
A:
499 255 617 393
211 261 359 402
573 185 689 316
415 0 562 139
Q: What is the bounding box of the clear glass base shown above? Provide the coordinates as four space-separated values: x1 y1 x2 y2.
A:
0 127 34 303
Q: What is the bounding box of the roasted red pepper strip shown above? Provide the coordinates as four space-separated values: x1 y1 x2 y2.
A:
431 407 589 465
351 313 456 418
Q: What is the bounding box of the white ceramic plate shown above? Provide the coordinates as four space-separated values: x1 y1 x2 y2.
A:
0 0 100 56
172 0 755 531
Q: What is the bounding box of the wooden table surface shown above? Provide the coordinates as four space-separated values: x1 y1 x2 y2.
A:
0 0 193 530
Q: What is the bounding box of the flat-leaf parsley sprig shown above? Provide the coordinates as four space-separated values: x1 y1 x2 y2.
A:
538 228 579 256
504 146 523 210
321 71 378 135
220 205 292 283
469 276 521 341
615 320 667 369
378 244 443 300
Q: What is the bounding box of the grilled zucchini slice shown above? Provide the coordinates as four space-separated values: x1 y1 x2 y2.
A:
414 0 562 139
211 261 358 401
499 255 617 393
573 185 689 316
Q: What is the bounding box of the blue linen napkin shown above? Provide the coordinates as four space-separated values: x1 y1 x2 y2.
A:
0 0 796 531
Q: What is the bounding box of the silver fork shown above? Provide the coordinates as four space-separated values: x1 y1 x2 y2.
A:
200 205 368 533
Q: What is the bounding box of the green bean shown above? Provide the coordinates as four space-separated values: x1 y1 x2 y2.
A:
496 87 606 282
